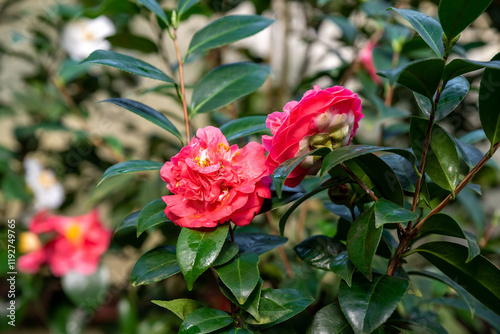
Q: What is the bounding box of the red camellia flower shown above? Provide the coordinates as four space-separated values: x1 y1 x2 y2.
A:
359 40 382 84
161 126 271 228
18 209 111 276
263 85 363 187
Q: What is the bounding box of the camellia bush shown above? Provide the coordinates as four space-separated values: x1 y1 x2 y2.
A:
5 0 500 332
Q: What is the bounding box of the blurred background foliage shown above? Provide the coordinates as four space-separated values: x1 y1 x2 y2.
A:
1 0 500 333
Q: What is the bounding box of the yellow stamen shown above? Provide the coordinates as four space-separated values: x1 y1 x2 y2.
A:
65 221 84 245
19 232 42 254
38 170 56 189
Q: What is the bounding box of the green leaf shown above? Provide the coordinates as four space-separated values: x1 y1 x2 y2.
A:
294 235 345 270
137 0 168 24
408 270 475 318
320 145 415 178
479 53 500 149
81 50 174 83
220 278 263 321
380 155 418 193
378 58 445 99
98 160 163 186
177 225 229 290
137 199 170 237
414 76 470 121
414 213 480 262
307 302 354 334
442 58 500 82
152 299 202 320
179 307 233 334
233 233 287 255
273 147 330 198
220 116 270 142
191 62 270 114
390 8 444 57
374 199 419 228
114 210 139 235
346 205 381 280
221 329 254 334
349 154 405 206
103 98 183 143
187 15 274 55
131 246 180 286
216 253 260 304
330 251 355 287
438 0 493 43
453 137 483 169
409 117 459 193
246 289 313 329
407 241 500 315
178 0 199 17
107 33 158 53
61 266 110 310
212 240 239 267
338 275 409 334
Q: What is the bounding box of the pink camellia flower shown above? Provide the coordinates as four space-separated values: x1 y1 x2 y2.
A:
359 40 382 84
18 209 111 277
263 85 363 187
161 126 271 228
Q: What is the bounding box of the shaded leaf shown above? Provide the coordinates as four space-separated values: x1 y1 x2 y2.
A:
138 0 168 24
294 235 345 270
442 58 500 82
220 278 263 322
479 53 500 149
216 253 260 304
374 199 418 228
131 246 180 286
137 199 170 237
233 233 287 255
212 240 239 267
330 251 355 287
99 160 163 186
114 210 139 235
307 302 353 334
179 307 233 334
220 116 270 142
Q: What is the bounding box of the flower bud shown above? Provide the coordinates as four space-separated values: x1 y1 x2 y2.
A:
328 183 355 205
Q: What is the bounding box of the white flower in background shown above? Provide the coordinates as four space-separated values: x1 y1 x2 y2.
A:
24 158 65 210
61 16 115 61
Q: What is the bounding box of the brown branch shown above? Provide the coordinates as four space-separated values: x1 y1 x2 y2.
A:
172 28 191 144
340 163 378 202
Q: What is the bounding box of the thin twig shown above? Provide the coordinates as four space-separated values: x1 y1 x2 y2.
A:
340 163 378 202
172 28 191 144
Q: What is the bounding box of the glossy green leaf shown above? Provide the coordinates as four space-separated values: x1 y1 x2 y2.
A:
307 302 354 334
99 160 163 186
178 0 199 17
62 266 109 310
294 235 345 270
187 15 274 55
259 184 306 214
246 288 313 329
103 98 182 143
442 58 500 82
320 145 415 178
81 50 174 83
233 233 287 255
216 253 260 304
390 8 444 57
408 270 475 318
407 241 500 315
438 0 493 42
138 0 168 24
346 205 381 280
220 116 269 142
131 246 180 286
280 179 343 236
212 240 239 267
453 136 484 169
191 62 270 114
414 76 470 121
137 199 170 237
273 147 330 198
114 210 140 235
177 225 229 290
415 213 480 262
330 251 355 287
479 53 500 149
338 275 409 334
220 278 263 321
380 155 418 193
378 58 444 99
179 307 233 334
374 199 418 228
350 154 405 206
409 117 459 192
152 299 202 320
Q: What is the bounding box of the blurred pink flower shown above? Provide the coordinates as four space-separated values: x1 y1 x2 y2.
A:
18 210 111 276
359 40 382 84
263 85 364 187
161 126 271 228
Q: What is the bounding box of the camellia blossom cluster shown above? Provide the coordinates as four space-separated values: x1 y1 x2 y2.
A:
61 16 115 61
263 85 364 187
18 210 111 277
161 127 271 228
